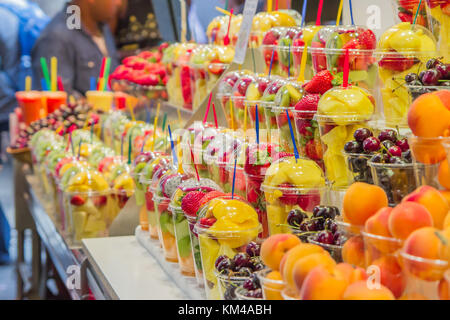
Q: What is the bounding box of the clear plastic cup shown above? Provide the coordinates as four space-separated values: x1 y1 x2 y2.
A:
375 22 438 126
245 173 269 239
44 91 67 114
344 152 374 184
409 135 450 189
281 288 300 300
369 160 418 206
16 91 44 125
86 91 114 113
425 0 450 62
170 205 195 277
361 231 405 298
194 197 261 300
153 195 178 262
316 86 376 188
292 110 324 170
244 75 273 131
261 156 327 235
307 236 343 263
400 250 449 299
310 26 338 74
229 73 257 130
260 27 289 75
272 107 298 153
185 215 204 287
391 0 430 27
234 285 263 300
257 269 285 300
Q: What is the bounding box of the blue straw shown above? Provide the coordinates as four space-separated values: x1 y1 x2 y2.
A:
90 77 96 91
168 125 178 167
301 0 308 27
286 109 299 161
268 46 276 79
41 78 48 91
255 104 260 145
231 158 237 199
349 0 354 25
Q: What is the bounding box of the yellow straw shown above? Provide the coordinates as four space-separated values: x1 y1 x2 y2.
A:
128 98 136 121
243 102 248 133
297 45 308 83
336 0 344 26
267 0 273 12
152 117 158 151
229 99 235 130
25 76 32 92
98 78 104 92
51 57 57 91
215 6 235 16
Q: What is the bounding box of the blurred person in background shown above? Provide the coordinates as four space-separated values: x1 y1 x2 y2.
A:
32 0 122 96
0 0 48 264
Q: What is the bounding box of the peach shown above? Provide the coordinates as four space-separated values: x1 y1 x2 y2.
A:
280 243 324 291
438 160 450 190
402 227 449 281
343 182 388 226
371 256 406 299
299 265 349 300
444 213 450 230
407 90 450 138
399 293 429 300
409 135 448 164
388 202 433 240
262 271 285 300
403 186 449 229
364 207 393 237
342 236 365 268
260 234 302 271
334 263 368 284
292 252 336 293
342 280 395 300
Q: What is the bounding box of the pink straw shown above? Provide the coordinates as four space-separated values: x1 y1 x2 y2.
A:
188 143 200 182
203 92 213 124
212 103 218 129
223 8 234 46
316 0 324 26
343 49 350 88
57 76 64 92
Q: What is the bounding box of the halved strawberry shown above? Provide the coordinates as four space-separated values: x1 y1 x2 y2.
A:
198 217 217 228
145 192 155 211
305 139 322 161
304 71 333 95
70 195 85 206
278 183 299 205
181 191 206 217
92 195 107 207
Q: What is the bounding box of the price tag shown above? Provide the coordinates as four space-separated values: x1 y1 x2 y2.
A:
233 0 258 64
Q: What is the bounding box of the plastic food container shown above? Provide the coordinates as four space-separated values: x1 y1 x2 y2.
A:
229 73 256 130
344 152 373 184
260 27 289 76
170 205 196 276
257 269 285 300
425 0 450 63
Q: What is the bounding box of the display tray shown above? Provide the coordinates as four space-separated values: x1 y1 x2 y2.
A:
135 226 205 300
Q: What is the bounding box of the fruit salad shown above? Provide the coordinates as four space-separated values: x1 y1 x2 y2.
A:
310 26 338 74
189 45 212 109
290 25 323 80
260 27 289 76
244 75 272 131
194 196 261 300
171 178 221 278
261 78 287 138
229 73 256 129
376 22 437 126
262 156 326 235
316 86 376 188
205 45 234 92
425 0 449 62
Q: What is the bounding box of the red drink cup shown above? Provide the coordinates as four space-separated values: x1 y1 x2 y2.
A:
45 91 67 113
16 91 43 125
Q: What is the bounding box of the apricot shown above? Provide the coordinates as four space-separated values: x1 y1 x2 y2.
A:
407 90 450 138
334 263 368 284
444 213 450 230
299 265 349 300
342 236 365 268
398 293 429 300
388 202 433 240
292 252 336 293
260 234 302 271
343 182 388 226
342 281 395 300
262 271 285 300
403 186 449 229
364 207 393 237
438 160 450 190
371 256 406 299
280 243 324 291
438 278 450 300
402 227 449 281
409 136 447 164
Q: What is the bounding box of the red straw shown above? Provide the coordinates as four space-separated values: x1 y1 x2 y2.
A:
188 143 200 182
99 57 107 79
274 0 279 10
343 49 350 88
212 103 218 129
316 0 324 26
203 92 213 124
223 8 234 46
57 76 64 92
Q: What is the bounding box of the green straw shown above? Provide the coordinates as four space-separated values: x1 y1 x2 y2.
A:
40 57 51 90
161 113 168 132
413 0 423 25
128 134 132 165
103 57 111 91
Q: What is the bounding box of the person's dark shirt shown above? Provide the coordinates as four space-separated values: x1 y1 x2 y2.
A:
32 8 119 96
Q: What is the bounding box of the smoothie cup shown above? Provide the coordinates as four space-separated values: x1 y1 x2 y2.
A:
16 91 44 125
45 91 67 114
86 91 115 113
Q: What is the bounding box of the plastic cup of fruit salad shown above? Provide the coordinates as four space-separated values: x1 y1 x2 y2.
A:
272 106 298 154
229 73 257 130
425 0 450 63
141 178 160 240
194 197 261 300
153 194 178 262
169 205 196 277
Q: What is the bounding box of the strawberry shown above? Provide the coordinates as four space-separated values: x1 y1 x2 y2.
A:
199 218 217 228
304 71 333 95
398 12 413 22
296 119 313 136
278 183 299 205
246 185 260 204
272 152 294 162
70 195 85 206
92 195 107 207
378 51 417 72
294 94 320 117
198 191 226 209
181 191 206 217
145 192 155 211
305 139 322 161
158 201 169 214
442 3 450 15
358 30 376 50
